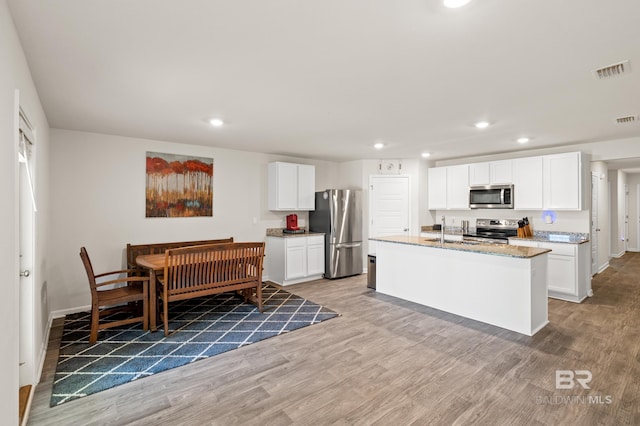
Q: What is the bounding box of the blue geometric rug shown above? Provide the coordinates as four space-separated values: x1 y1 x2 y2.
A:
51 284 338 406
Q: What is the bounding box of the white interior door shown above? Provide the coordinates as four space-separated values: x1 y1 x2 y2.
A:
369 175 410 254
625 184 629 252
591 174 598 275
18 108 36 387
637 184 640 251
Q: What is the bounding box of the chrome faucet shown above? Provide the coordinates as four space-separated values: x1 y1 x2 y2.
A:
441 216 445 244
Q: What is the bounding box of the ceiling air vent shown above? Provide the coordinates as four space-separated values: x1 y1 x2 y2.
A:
593 60 630 79
616 115 638 124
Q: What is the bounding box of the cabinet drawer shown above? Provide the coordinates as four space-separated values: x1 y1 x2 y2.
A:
307 235 325 246
538 242 576 256
285 237 306 248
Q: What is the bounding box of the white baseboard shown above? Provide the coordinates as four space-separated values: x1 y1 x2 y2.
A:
611 250 626 258
597 262 609 274
627 247 639 252
35 305 90 384
51 305 91 319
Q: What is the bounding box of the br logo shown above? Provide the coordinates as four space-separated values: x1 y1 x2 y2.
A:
556 370 592 389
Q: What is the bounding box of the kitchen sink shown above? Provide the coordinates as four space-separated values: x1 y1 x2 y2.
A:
423 238 481 246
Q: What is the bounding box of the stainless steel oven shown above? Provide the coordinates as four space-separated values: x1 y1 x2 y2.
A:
469 184 514 209
463 218 519 244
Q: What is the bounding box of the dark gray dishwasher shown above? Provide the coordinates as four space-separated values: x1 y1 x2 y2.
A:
367 255 376 289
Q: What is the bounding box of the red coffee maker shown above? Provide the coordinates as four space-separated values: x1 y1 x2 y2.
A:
286 214 299 231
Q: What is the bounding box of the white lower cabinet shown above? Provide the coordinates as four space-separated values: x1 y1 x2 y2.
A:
266 235 325 286
509 239 591 302
306 237 325 276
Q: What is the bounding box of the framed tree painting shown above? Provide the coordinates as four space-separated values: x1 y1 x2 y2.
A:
145 152 214 217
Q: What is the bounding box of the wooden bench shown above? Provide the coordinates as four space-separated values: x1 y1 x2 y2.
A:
126 237 234 275
157 242 265 336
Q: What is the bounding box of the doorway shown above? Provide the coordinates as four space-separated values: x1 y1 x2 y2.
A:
369 175 410 254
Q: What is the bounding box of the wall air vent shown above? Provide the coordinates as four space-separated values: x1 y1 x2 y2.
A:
593 60 630 79
615 115 638 124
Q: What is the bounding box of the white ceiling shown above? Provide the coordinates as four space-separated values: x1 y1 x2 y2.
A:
7 0 640 163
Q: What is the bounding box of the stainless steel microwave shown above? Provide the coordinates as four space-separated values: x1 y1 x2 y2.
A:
469 184 514 209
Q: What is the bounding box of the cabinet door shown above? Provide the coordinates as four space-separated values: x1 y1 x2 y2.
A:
513 156 543 210
285 240 307 279
268 162 298 210
490 160 513 184
427 167 447 210
547 254 576 294
469 163 490 186
446 165 470 209
543 153 581 210
307 240 325 276
297 165 315 210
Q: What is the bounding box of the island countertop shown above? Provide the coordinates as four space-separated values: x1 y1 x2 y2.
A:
370 235 550 258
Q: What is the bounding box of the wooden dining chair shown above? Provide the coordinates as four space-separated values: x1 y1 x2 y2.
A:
80 247 150 344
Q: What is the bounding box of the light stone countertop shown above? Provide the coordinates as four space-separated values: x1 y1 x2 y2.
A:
421 226 589 245
266 228 325 238
370 235 550 259
509 231 589 245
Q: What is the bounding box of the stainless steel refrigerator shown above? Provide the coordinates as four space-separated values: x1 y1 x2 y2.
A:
309 189 363 279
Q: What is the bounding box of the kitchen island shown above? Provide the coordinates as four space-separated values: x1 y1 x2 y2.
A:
370 235 551 336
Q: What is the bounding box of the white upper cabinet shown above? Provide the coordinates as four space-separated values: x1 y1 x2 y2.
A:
427 152 582 212
490 160 513 184
543 152 581 210
428 167 447 210
469 160 512 185
297 164 316 210
513 156 543 210
428 164 470 210
268 162 316 211
469 162 490 186
446 165 470 209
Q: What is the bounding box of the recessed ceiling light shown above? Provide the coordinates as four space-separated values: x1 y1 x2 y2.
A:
517 137 530 144
374 142 384 149
475 121 490 129
421 152 431 158
209 118 224 127
444 0 472 8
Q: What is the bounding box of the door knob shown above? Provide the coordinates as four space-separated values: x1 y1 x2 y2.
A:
403 228 409 232
20 270 30 278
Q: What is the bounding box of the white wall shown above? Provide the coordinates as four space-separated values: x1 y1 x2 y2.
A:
1 1 51 423
49 129 338 313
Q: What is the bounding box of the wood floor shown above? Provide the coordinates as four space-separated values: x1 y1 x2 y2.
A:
28 253 640 425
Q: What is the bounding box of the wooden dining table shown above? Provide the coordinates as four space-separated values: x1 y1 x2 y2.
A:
135 253 165 332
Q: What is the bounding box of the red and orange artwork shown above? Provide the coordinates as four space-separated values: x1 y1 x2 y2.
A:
145 152 213 217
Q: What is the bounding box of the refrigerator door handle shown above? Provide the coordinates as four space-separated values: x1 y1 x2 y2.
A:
334 242 362 248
